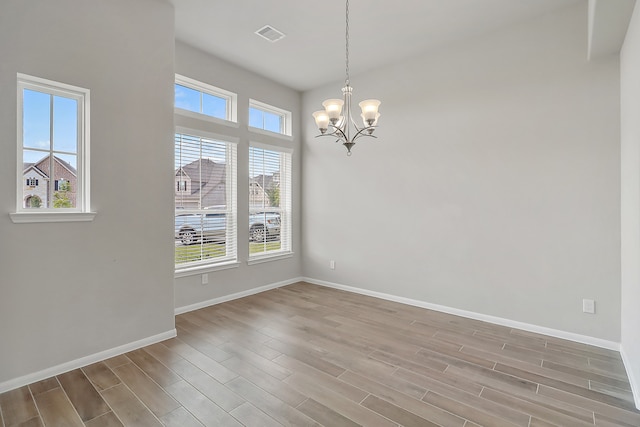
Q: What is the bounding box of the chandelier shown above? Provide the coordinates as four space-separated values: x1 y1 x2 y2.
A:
312 0 381 156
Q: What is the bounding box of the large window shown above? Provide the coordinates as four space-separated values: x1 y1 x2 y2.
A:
249 99 291 136
249 144 292 260
175 132 237 271
14 74 90 220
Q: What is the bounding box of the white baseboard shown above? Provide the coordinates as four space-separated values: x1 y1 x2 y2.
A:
620 346 640 410
0 329 176 394
303 277 621 351
174 277 304 315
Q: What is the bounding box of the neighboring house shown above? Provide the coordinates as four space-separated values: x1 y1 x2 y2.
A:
175 158 278 210
175 158 226 209
23 155 77 208
249 179 270 208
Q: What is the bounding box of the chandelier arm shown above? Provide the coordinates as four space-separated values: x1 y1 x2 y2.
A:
328 123 349 142
351 127 378 141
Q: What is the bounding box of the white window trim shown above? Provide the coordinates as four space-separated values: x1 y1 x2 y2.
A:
247 252 294 265
12 73 94 223
175 74 237 123
248 142 293 262
174 260 240 278
249 99 292 137
248 126 294 141
9 211 96 224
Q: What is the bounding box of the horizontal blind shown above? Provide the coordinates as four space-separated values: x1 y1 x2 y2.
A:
249 146 292 258
175 133 237 268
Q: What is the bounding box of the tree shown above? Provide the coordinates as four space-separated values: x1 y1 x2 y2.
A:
28 196 42 208
266 187 280 207
53 180 72 208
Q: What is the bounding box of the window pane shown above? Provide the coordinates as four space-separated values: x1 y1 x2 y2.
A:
52 154 77 209
53 96 78 153
22 150 47 209
174 84 200 113
23 89 50 150
263 111 282 133
23 149 47 165
202 93 226 119
174 213 227 264
249 147 287 257
175 133 236 268
249 107 264 128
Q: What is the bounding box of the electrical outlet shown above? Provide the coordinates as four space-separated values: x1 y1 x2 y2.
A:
582 299 595 314
201 273 209 285
329 260 335 270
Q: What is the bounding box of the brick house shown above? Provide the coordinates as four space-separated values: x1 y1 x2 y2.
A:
23 155 77 208
175 158 227 209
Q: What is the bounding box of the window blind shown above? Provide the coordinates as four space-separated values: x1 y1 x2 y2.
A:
174 133 237 268
249 145 292 258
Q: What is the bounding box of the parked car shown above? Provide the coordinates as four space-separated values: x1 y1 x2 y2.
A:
249 211 281 243
175 211 280 245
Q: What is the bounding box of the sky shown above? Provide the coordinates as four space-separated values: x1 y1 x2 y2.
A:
22 88 77 169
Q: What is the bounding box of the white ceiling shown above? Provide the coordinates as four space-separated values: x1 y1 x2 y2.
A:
170 0 584 92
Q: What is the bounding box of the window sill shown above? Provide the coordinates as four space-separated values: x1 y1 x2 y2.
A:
247 251 294 265
9 211 97 224
175 261 239 278
175 108 239 128
248 127 293 141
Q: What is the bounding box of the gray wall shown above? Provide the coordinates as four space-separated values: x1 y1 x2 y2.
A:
621 1 640 406
302 2 622 341
173 42 302 309
0 0 176 384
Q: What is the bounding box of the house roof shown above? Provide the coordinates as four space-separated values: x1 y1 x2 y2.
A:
250 174 278 191
177 158 227 207
23 155 77 177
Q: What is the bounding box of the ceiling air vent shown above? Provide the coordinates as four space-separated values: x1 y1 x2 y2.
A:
255 25 286 43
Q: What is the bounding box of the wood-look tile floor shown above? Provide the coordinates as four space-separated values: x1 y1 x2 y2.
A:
1 282 638 427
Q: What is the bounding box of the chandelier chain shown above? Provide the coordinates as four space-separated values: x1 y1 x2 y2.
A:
345 0 350 86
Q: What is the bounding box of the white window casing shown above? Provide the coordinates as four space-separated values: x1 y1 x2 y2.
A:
11 73 94 223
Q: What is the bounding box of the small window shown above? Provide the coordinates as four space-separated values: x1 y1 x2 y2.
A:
16 74 90 216
175 74 237 123
249 99 291 136
249 144 292 260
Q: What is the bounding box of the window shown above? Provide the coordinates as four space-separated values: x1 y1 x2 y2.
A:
13 74 91 222
175 132 237 271
249 99 291 136
249 144 292 260
175 74 237 123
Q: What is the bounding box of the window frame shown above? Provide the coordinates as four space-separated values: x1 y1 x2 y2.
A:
175 74 238 126
248 99 292 138
11 73 94 223
248 142 293 264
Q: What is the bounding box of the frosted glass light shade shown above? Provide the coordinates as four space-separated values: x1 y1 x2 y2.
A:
313 110 330 131
322 99 344 121
358 99 381 122
361 112 380 127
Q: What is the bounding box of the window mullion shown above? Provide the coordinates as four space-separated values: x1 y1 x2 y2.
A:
49 94 54 208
